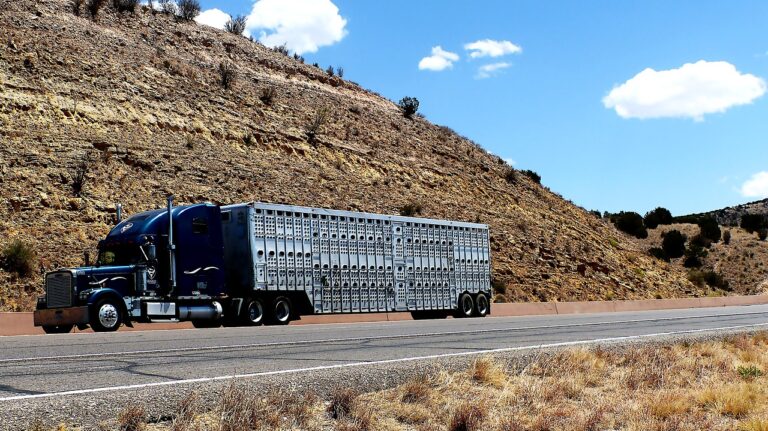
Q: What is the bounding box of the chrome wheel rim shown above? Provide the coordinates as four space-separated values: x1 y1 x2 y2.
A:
248 301 263 323
274 300 290 322
462 296 473 315
477 296 488 315
98 304 119 328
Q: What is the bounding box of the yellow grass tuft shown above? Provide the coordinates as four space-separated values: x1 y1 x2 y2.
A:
470 356 507 388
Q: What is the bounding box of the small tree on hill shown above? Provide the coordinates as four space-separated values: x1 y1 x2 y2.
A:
683 244 707 268
159 0 176 14
661 230 686 259
224 15 247 35
521 170 541 184
218 62 236 90
741 214 768 234
177 0 200 21
612 211 648 239
398 97 419 119
697 216 721 243
723 229 731 245
644 207 673 229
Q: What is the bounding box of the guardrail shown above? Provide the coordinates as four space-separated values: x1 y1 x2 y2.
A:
2 294 766 336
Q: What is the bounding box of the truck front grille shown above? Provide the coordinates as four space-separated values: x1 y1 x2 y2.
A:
46 272 73 308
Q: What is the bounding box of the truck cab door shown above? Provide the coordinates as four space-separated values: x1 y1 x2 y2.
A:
174 205 226 297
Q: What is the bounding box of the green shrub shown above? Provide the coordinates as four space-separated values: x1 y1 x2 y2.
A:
305 108 328 146
648 247 669 262
760 229 768 241
697 216 721 243
159 0 176 14
113 0 139 12
741 214 767 233
325 65 335 76
224 15 247 35
2 240 36 278
87 0 107 17
683 242 708 268
492 279 507 296
521 169 541 184
218 61 236 90
661 230 686 259
644 207 673 229
738 365 763 379
399 202 423 217
611 211 648 239
687 270 729 290
398 96 419 119
259 87 276 105
504 168 516 184
176 0 200 20
723 230 731 245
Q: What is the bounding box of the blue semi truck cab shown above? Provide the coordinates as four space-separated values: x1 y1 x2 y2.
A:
34 198 231 332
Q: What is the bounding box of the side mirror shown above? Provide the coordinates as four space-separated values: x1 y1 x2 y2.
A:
146 244 156 261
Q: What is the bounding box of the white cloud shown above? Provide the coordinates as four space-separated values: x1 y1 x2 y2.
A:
603 60 766 120
418 46 460 71
195 8 230 30
476 62 511 79
245 0 347 55
504 158 516 166
740 172 768 198
464 39 522 58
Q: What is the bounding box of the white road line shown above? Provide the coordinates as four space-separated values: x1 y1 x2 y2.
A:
1 311 765 364
1 322 767 402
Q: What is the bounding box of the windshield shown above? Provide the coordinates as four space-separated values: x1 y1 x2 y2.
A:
97 244 143 266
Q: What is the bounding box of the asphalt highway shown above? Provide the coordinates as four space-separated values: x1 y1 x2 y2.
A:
1 305 768 401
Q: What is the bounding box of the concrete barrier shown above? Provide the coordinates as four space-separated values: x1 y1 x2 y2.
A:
2 294 766 336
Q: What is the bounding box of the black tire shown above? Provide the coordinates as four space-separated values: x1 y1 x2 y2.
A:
267 296 292 325
42 324 73 334
192 319 222 329
474 293 489 317
90 298 123 332
241 298 265 326
454 293 474 318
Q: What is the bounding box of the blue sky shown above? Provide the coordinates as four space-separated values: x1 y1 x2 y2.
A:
196 0 768 216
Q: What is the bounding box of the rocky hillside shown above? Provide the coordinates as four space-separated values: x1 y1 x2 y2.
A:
683 199 768 227
0 0 705 311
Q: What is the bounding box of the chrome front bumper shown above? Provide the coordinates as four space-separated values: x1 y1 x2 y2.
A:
33 306 89 327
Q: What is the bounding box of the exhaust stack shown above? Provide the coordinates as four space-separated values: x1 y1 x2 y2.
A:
167 195 176 295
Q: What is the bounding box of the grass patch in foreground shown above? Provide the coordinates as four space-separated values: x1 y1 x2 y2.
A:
30 333 768 431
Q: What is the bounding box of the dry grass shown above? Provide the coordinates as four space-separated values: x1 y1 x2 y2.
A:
42 333 768 431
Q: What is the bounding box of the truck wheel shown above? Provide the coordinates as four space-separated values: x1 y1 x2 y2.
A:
42 324 73 334
242 298 265 326
454 293 474 318
474 294 489 317
267 296 292 325
91 299 123 332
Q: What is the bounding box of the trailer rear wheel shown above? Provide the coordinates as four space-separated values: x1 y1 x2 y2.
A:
474 294 489 317
267 296 292 325
242 298 265 326
42 324 73 334
455 293 475 318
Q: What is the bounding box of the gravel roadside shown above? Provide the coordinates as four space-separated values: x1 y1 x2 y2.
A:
3 327 764 430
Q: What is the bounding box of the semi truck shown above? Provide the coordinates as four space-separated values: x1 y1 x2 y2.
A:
34 198 492 333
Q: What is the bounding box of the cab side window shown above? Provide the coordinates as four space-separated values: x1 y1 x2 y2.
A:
192 217 208 234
